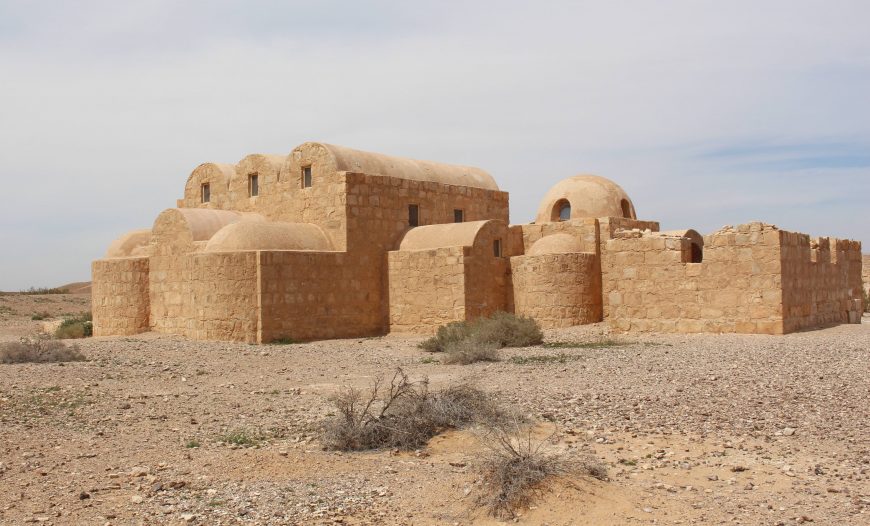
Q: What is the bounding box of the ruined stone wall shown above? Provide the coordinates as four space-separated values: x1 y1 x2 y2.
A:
511 253 602 328
258 251 381 342
387 247 467 333
603 223 785 334
187 251 260 342
780 235 864 331
91 257 150 336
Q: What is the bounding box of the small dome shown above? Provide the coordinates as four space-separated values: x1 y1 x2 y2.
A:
535 175 636 223
105 229 152 258
527 234 584 256
205 221 333 252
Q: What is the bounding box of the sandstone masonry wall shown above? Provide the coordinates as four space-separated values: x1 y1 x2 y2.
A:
604 223 785 334
780 235 864 331
187 252 259 342
511 253 602 328
863 254 870 300
258 251 381 342
510 218 600 255
388 247 468 333
92 257 150 336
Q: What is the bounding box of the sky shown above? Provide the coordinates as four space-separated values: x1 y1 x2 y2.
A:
0 0 868 290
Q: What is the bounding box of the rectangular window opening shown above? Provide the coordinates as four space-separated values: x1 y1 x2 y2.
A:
302 165 312 188
201 183 210 203
454 209 464 223
408 204 419 227
493 238 502 257
248 173 259 197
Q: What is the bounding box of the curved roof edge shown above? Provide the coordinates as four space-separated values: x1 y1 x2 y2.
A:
205 221 334 252
398 220 498 251
303 142 500 191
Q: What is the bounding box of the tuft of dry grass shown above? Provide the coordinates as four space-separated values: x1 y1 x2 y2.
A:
321 369 507 451
0 335 86 364
442 340 500 365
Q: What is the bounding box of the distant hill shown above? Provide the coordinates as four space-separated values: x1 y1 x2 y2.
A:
56 281 92 294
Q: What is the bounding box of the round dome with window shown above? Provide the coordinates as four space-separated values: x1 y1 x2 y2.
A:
534 175 636 223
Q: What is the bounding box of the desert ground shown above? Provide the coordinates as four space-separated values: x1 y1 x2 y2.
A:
0 293 868 525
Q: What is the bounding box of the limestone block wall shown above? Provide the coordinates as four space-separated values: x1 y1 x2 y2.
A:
187 251 260 342
511 252 602 328
91 257 150 336
510 218 600 256
863 254 870 301
345 172 510 332
603 223 785 334
780 235 864 331
258 251 382 342
388 247 468 333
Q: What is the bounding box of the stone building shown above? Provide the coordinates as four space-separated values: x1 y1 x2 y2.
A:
92 143 864 342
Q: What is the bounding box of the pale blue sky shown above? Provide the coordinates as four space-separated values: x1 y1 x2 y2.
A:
1 0 868 290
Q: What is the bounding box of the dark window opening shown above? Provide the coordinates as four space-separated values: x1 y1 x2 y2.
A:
691 243 703 263
408 204 419 227
248 173 259 197
620 198 632 218
302 166 312 188
555 200 571 221
454 209 464 223
493 238 502 257
201 183 210 203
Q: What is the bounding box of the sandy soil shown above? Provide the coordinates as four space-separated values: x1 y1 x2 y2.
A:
0 293 867 525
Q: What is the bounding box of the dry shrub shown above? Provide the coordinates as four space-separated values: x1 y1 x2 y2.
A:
442 339 500 365
0 335 86 364
322 369 507 451
474 424 566 519
474 423 609 519
420 312 543 359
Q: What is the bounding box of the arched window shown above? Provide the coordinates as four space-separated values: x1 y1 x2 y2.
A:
620 199 632 218
552 199 571 222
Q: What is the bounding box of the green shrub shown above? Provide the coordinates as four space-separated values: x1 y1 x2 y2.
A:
55 312 92 339
419 320 474 353
31 311 51 321
419 312 543 357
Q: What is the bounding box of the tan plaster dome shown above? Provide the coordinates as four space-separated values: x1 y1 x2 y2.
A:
535 175 636 223
527 233 584 256
205 221 333 252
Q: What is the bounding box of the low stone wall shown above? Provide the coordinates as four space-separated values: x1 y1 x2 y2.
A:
603 223 785 334
511 252 602 328
780 235 863 331
388 247 467 333
92 257 150 336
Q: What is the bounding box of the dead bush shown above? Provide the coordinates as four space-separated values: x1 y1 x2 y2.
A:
419 312 543 357
0 335 86 364
442 339 500 365
474 424 567 519
322 369 506 451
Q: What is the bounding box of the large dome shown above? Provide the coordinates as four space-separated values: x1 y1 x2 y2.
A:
534 175 636 223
